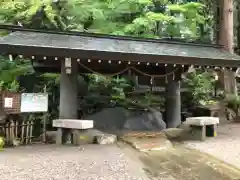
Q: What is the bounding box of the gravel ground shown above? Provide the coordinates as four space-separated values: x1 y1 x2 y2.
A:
185 122 240 169
0 144 150 180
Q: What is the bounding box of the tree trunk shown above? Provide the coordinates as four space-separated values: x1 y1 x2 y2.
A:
218 0 236 96
218 0 234 52
214 0 221 43
237 1 240 52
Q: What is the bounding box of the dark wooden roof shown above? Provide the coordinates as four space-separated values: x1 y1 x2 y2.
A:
0 27 240 67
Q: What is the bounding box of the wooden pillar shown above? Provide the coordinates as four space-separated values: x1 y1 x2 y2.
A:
56 58 78 145
165 69 181 128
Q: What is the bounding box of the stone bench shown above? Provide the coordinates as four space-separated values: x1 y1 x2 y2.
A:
184 117 219 141
52 119 94 145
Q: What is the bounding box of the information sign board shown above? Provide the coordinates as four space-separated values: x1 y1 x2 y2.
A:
20 93 48 113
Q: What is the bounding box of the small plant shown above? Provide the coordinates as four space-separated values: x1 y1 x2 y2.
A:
224 94 240 114
0 136 5 150
183 70 215 106
7 80 20 92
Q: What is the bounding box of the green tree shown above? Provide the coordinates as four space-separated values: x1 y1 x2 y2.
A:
0 0 208 39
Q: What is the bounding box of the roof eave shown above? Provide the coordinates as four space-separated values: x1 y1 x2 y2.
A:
0 43 240 68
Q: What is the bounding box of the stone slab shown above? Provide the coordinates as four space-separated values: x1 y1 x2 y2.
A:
52 119 93 129
123 136 172 152
185 117 219 126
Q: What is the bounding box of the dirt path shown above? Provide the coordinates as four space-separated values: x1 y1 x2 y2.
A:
119 132 240 180
139 143 240 180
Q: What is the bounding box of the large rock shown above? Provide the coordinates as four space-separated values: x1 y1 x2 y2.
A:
85 107 166 131
149 107 167 129
124 108 166 131
85 107 127 130
96 133 117 145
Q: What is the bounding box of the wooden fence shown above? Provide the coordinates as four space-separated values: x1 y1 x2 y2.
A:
0 120 34 146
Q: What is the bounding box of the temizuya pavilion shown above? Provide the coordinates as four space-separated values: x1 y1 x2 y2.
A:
0 25 240 137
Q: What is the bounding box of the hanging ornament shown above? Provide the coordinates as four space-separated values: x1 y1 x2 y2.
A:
9 54 13 61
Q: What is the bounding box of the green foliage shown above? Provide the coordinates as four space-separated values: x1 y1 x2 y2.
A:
224 94 240 113
183 70 215 105
0 0 62 29
0 0 209 40
120 2 205 39
0 136 4 150
80 74 134 116
0 56 32 92
110 77 132 100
